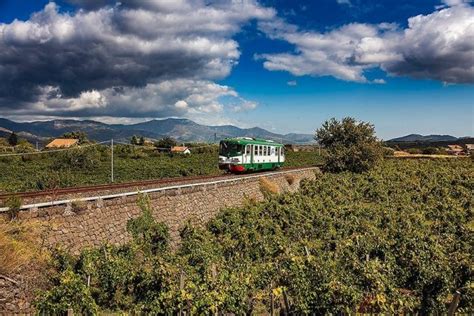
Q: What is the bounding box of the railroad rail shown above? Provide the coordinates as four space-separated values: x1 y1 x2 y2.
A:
0 166 320 212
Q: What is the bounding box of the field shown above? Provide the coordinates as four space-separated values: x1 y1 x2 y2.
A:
35 159 473 314
0 145 323 192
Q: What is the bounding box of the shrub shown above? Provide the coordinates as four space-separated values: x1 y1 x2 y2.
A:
53 146 101 170
406 148 422 154
259 177 280 196
422 147 439 155
0 219 46 276
126 194 169 255
285 174 296 185
4 195 22 220
315 117 383 173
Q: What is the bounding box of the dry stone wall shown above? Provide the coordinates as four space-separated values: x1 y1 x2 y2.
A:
14 168 318 254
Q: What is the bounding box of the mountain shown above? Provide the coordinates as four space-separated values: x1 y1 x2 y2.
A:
0 118 314 144
388 134 459 142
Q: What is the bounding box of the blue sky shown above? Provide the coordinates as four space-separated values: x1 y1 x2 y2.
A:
0 0 473 139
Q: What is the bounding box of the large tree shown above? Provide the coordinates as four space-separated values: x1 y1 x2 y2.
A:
315 117 383 173
8 132 18 146
62 131 88 144
155 136 177 149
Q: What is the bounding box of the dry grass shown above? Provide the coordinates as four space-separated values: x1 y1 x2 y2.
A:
285 174 297 185
259 177 280 196
0 219 47 276
393 151 463 159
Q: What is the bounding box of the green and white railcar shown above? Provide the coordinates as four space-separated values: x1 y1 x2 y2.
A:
218 137 285 173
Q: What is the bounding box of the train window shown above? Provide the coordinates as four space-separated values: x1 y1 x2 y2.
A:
267 146 270 156
259 146 262 156
254 145 258 156
246 145 250 155
263 146 267 156
281 147 285 156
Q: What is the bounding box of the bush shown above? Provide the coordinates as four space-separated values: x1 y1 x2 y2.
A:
315 117 383 173
4 195 22 220
285 174 296 185
422 147 439 155
0 219 46 275
406 148 422 154
259 177 280 196
53 146 101 170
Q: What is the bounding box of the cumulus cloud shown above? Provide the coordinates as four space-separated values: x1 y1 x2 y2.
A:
8 79 255 121
258 5 474 84
0 0 273 119
287 80 297 86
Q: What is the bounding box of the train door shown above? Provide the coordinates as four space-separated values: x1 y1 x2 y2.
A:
243 145 251 164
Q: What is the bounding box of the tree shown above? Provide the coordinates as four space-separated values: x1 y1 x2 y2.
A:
8 132 18 146
155 136 177 149
131 135 139 145
315 117 382 173
62 131 88 144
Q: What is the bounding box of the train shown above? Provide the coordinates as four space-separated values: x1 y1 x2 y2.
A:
218 137 285 173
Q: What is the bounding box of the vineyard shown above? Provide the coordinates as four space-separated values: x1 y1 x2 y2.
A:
0 145 323 192
35 159 473 314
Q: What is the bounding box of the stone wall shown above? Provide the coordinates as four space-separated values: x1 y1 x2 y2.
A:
15 168 318 254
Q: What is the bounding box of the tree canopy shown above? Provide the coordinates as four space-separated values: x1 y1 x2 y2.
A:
315 117 383 173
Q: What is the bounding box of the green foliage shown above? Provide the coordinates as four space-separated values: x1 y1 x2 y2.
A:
4 195 22 220
130 135 145 146
0 137 9 147
407 148 422 154
53 146 102 170
315 117 383 173
62 131 88 144
127 195 170 255
8 132 18 146
155 136 177 149
422 147 439 155
36 160 473 314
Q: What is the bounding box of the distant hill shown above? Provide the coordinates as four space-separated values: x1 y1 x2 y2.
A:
0 118 314 145
385 133 473 150
388 134 458 142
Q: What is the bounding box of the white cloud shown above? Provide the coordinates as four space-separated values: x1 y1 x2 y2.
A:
12 79 257 124
258 5 474 84
287 80 297 86
0 1 273 121
336 0 352 5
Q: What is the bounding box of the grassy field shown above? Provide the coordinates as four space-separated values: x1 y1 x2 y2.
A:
34 158 473 314
0 145 323 192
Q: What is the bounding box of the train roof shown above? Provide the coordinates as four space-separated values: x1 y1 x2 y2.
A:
220 137 283 146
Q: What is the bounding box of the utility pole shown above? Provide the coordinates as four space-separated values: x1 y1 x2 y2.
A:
35 141 39 151
111 139 114 183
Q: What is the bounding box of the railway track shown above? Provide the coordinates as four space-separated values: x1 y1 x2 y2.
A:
0 166 320 200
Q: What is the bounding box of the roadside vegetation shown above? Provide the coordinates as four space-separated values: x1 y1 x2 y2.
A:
34 158 473 314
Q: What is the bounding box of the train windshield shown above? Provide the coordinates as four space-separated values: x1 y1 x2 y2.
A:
219 141 243 156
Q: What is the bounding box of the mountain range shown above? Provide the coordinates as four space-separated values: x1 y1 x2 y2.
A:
387 134 464 142
0 118 315 145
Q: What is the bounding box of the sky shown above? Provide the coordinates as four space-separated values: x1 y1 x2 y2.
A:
0 0 473 139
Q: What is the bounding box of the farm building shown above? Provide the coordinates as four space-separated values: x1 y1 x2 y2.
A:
446 144 464 155
46 138 79 149
171 146 191 154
